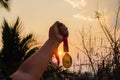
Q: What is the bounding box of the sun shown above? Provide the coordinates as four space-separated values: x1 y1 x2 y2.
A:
58 50 63 56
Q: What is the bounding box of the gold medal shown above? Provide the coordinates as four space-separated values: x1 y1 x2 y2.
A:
62 37 72 68
62 52 72 68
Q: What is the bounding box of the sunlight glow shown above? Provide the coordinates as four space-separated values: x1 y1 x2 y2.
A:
58 51 63 56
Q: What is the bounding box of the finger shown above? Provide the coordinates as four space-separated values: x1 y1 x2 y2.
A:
58 25 68 37
52 21 62 28
49 21 60 37
50 21 64 34
50 21 68 37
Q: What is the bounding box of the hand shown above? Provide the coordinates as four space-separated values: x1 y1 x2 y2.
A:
49 21 68 43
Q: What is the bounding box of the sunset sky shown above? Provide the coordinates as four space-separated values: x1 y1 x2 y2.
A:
0 0 119 71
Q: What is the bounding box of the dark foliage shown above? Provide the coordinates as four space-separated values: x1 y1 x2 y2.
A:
0 17 39 76
0 0 10 11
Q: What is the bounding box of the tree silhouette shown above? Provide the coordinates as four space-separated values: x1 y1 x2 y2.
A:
95 0 120 79
0 0 10 11
0 17 39 76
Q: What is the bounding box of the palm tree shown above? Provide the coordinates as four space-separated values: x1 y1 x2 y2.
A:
0 0 10 11
0 17 39 76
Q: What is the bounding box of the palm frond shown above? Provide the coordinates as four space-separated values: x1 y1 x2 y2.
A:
22 47 39 61
19 34 34 49
0 0 10 11
0 18 39 76
12 17 21 33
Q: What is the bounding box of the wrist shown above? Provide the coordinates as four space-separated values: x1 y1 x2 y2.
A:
48 38 61 45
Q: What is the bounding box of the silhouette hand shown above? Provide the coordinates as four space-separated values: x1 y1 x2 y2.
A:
49 21 68 43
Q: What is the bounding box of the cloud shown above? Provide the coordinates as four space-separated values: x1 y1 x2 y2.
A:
73 14 94 21
64 0 87 8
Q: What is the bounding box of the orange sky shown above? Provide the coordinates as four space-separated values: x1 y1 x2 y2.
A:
0 0 119 71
